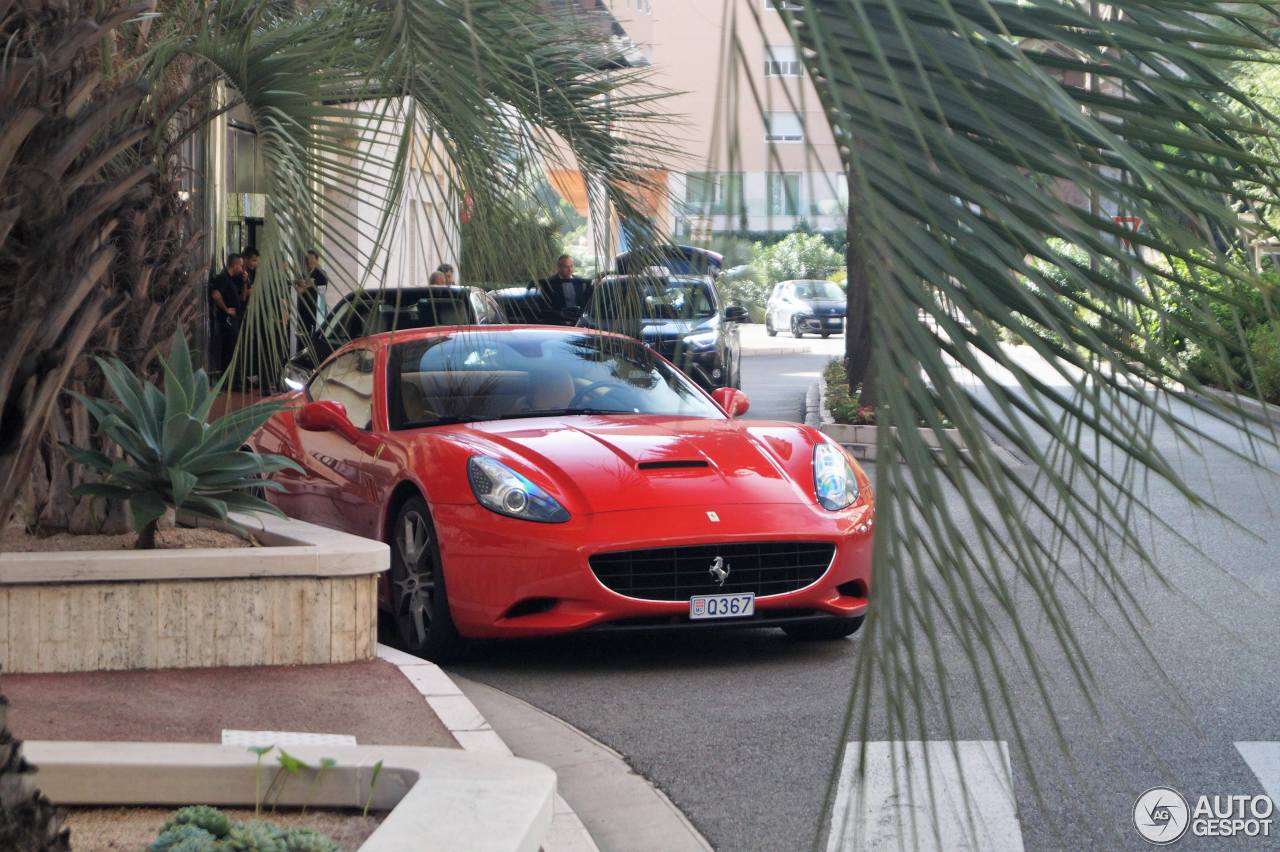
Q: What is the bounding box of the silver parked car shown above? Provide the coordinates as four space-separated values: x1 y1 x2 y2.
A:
764 279 847 338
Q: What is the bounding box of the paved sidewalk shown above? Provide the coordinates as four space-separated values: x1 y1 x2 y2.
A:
455 675 712 852
4 660 456 748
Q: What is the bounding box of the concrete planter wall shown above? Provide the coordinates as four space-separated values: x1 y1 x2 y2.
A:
816 379 965 461
0 514 387 674
29 741 555 852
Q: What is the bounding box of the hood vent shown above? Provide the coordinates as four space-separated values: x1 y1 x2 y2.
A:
637 460 709 471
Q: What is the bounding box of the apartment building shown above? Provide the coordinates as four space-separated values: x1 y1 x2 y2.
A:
606 0 847 240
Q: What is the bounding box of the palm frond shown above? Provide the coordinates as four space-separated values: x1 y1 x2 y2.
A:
715 1 1280 845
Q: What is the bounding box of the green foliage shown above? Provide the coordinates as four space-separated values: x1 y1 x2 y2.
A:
150 810 342 852
751 232 845 286
222 820 286 852
461 203 563 287
362 760 383 818
1249 321 1280 404
63 330 302 547
150 824 218 852
715 266 770 322
164 806 232 839
280 829 341 852
824 360 875 426
1154 255 1278 397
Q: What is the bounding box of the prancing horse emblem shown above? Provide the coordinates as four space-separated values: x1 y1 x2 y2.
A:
709 556 730 587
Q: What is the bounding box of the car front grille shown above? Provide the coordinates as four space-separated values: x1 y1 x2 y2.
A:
589 541 835 601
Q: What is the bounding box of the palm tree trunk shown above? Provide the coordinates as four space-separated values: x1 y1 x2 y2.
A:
844 177 876 407
0 1 200 532
0 691 70 851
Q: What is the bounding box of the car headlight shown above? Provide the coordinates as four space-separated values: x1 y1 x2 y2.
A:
467 456 570 523
813 442 860 511
681 331 719 351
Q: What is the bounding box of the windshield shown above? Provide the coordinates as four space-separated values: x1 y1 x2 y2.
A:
792 280 844 301
388 330 722 428
588 277 716 322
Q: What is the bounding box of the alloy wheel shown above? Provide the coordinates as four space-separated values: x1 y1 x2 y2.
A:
395 508 435 648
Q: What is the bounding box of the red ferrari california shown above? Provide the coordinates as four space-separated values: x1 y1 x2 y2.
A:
249 325 873 660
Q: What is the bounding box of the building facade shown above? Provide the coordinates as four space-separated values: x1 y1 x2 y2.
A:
605 0 846 240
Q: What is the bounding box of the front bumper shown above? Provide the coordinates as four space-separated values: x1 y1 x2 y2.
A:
673 348 726 390
431 501 873 639
796 314 845 333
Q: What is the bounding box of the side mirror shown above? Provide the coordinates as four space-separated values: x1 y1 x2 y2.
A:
724 305 750 323
712 387 750 418
297 400 360 442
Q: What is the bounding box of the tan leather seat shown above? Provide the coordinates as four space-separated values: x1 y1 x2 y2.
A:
522 369 576 411
400 380 431 422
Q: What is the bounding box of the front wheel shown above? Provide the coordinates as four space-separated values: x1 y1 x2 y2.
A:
791 318 804 339
821 332 831 339
782 616 864 641
388 495 465 662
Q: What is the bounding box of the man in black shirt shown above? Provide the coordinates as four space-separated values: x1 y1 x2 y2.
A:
296 249 327 336
240 248 259 306
537 254 590 323
208 254 244 374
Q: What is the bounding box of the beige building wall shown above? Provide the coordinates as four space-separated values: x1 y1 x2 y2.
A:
607 0 846 237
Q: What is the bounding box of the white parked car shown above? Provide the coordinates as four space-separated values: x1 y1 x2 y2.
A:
764 279 847 338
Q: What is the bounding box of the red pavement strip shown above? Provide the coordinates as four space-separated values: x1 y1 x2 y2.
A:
3 660 458 749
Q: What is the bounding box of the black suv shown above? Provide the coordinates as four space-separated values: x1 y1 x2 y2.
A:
284 285 506 388
577 273 748 391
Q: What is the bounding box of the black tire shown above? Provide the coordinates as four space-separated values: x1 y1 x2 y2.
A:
388 495 465 662
821 332 831 339
782 616 864 641
791 318 804 339
765 316 777 337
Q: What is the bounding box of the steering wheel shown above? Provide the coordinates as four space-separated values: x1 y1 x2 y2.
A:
569 380 632 410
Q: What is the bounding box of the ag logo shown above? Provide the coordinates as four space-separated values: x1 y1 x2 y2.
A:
1134 787 1190 845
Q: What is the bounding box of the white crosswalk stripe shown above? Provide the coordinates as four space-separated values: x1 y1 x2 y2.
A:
1235 742 1280 805
827 741 1025 852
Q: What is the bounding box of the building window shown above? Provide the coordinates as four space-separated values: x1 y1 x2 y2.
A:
685 172 743 215
765 112 804 143
768 173 801 216
765 45 803 77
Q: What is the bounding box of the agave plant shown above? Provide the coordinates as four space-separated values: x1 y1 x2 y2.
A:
63 331 300 549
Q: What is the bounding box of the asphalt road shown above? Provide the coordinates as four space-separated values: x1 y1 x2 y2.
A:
451 329 1280 852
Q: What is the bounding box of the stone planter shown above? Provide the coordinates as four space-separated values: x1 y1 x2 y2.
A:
28 741 555 852
0 513 387 673
816 378 965 461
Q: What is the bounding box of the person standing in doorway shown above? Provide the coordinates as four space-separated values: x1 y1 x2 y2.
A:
296 249 327 336
538 254 589 323
209 254 244 375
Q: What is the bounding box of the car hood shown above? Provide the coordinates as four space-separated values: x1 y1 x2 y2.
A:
437 415 820 514
584 317 716 340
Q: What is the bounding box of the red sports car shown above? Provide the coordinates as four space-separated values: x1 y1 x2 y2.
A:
249 325 874 660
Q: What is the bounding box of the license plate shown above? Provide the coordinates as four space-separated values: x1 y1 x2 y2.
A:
826 318 843 326
689 593 755 620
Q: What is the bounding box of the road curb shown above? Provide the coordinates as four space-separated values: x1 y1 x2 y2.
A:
454 676 714 852
377 644 598 852
1192 385 1280 426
